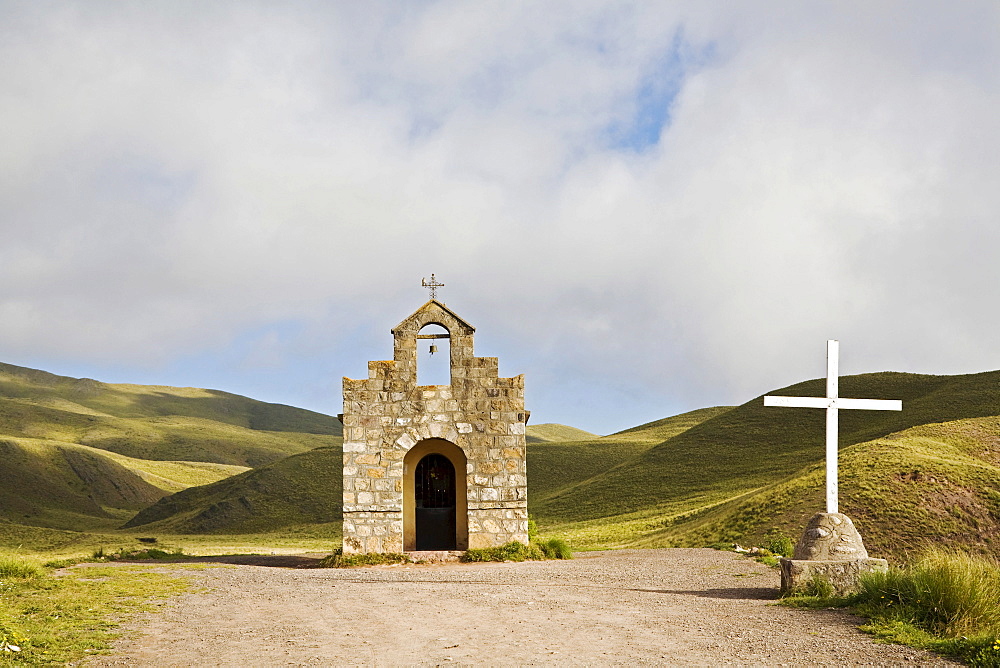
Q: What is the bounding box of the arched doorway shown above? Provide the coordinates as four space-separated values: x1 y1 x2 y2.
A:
403 439 468 551
414 454 456 549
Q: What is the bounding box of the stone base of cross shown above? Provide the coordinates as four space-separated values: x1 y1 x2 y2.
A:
764 340 902 514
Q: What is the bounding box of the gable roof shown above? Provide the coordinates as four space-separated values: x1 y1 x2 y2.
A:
391 299 476 335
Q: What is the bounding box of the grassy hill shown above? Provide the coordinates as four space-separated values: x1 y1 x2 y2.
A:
0 362 340 466
121 410 728 538
122 445 342 534
527 407 731 503
0 437 248 530
525 423 600 443
537 371 1000 559
0 362 342 530
5 359 1000 563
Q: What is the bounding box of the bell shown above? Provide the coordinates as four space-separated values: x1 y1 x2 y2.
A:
429 344 438 356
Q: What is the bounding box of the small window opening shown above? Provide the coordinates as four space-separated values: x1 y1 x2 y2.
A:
416 323 450 386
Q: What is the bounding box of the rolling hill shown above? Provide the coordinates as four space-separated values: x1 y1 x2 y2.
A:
525 423 600 443
0 362 342 530
123 445 342 534
126 405 730 537
536 371 1000 559
5 359 1000 562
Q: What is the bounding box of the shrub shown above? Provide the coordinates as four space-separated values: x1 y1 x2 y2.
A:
317 549 411 568
462 541 545 563
536 538 573 560
765 534 795 558
527 516 539 542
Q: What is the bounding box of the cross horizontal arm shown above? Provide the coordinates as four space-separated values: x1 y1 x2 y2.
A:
831 398 902 411
763 396 829 409
763 395 902 411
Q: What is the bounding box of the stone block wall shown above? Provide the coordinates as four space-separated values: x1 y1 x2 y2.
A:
341 299 528 554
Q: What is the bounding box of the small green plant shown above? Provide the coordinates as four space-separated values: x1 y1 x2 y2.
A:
764 533 795 558
462 541 545 563
803 573 835 598
535 538 573 560
527 516 539 542
317 549 411 568
1 622 28 655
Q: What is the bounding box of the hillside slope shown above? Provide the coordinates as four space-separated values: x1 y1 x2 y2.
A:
535 371 1000 525
0 437 248 529
0 361 342 530
614 415 1000 559
525 423 600 443
0 361 341 466
123 446 343 533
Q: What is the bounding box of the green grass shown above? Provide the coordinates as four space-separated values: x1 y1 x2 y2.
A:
525 423 600 443
462 541 546 562
783 549 1000 666
318 549 411 568
0 560 194 665
0 361 341 530
123 446 343 534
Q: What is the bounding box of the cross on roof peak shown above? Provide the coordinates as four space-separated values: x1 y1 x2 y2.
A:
421 274 444 300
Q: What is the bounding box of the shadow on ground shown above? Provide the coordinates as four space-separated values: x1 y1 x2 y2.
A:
632 587 779 600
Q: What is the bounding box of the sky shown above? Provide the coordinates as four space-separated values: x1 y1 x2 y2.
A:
2 2 999 435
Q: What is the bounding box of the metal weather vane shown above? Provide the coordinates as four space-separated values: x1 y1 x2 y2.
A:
421 274 444 300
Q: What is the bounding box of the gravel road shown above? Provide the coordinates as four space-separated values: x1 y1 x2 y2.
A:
90 548 955 666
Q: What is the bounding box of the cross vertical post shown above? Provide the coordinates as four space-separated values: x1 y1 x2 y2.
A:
764 340 901 515
825 340 839 514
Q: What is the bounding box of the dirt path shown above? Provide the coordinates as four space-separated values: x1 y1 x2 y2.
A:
90 549 954 666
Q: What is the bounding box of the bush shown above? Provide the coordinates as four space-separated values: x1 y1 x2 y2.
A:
318 549 411 568
462 541 545 563
765 534 795 558
536 538 573 560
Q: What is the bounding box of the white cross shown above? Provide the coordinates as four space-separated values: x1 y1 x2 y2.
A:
763 340 901 514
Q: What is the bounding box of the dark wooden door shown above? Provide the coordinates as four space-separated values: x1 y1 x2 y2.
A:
414 453 456 550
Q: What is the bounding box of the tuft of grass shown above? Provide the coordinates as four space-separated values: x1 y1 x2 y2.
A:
0 556 42 580
462 541 545 563
855 549 1000 639
317 549 411 568
535 538 573 560
784 549 1000 665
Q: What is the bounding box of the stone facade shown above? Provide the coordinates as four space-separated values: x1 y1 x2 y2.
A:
340 299 529 554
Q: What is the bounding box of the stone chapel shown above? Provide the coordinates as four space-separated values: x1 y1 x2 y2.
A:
340 299 529 554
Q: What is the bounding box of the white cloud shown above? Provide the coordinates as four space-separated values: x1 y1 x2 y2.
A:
1 1 998 432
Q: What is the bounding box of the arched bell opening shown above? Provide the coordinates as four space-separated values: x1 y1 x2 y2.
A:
416 323 451 387
403 439 468 551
